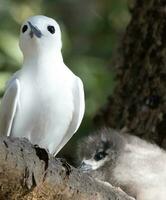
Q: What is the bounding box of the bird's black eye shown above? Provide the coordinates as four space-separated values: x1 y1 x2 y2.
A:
47 25 55 34
22 25 28 33
94 151 108 161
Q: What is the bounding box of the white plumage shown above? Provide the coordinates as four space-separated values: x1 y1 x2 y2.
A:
0 15 85 155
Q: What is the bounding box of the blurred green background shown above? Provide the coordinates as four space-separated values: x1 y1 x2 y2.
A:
0 0 130 156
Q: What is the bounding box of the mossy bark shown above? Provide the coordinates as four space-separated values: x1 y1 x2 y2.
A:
94 0 166 148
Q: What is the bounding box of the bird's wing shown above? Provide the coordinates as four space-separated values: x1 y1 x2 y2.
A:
5 70 20 89
0 78 20 136
54 77 85 155
70 77 85 133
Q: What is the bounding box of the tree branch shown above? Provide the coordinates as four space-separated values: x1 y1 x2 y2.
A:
0 137 134 200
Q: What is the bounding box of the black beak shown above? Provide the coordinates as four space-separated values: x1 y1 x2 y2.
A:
79 162 92 172
28 21 42 38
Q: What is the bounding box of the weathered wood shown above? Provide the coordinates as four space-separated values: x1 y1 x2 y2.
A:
0 137 134 200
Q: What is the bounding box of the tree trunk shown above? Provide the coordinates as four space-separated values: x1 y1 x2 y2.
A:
94 0 166 148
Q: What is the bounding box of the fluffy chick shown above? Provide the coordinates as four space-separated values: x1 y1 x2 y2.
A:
77 128 166 200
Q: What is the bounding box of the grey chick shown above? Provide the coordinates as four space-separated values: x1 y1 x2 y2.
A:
77 128 166 200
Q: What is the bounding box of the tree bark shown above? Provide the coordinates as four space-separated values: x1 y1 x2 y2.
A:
0 137 134 200
94 0 166 148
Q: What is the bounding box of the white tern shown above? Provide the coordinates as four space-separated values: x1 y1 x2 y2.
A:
0 15 85 155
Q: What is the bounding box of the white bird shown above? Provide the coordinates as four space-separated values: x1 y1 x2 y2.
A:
0 15 85 155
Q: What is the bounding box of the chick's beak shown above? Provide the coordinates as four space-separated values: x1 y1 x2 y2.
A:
79 161 92 172
28 21 42 38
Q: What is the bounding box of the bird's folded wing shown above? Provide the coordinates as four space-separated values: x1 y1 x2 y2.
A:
71 77 85 133
54 77 85 155
5 70 20 89
0 79 20 136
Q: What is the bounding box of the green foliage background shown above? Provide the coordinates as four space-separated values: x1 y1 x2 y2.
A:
0 0 130 141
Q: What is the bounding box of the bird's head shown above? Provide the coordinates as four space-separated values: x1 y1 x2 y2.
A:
78 128 125 172
19 15 62 58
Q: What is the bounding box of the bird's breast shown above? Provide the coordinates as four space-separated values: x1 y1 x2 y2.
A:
12 73 74 151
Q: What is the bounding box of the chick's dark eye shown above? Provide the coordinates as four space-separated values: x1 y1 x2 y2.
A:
47 26 55 34
94 151 108 161
22 25 28 33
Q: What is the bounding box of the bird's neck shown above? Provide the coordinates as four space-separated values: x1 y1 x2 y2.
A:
22 50 64 73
